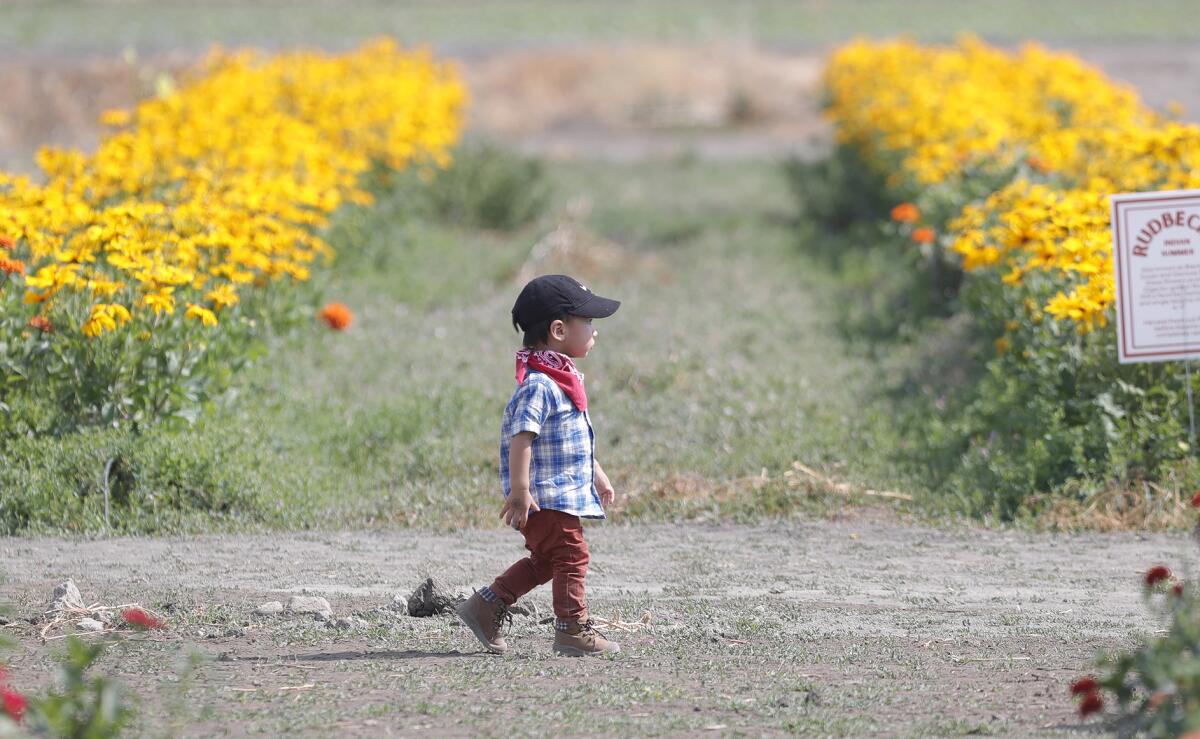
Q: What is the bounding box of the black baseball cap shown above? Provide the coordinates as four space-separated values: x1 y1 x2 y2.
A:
512 274 621 332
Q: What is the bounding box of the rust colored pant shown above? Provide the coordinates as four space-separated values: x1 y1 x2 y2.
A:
488 508 589 622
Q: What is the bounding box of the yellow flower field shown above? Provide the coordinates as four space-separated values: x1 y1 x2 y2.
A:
0 38 464 431
0 38 465 335
825 36 1200 331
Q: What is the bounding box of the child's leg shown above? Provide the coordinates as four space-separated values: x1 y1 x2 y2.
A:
486 555 552 605
535 511 589 626
536 512 617 655
485 512 555 606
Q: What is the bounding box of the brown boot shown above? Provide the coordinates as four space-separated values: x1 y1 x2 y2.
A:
553 619 620 657
456 592 511 654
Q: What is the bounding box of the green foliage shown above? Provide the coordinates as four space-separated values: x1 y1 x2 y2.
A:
801 143 1200 522
25 637 132 739
0 272 306 438
367 140 550 232
894 267 1199 520
782 145 889 234
783 148 966 346
1082 567 1200 736
0 424 272 534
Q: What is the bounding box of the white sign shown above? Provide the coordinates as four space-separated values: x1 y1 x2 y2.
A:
1111 189 1200 363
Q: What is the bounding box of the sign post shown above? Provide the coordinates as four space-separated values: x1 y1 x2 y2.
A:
1111 189 1200 443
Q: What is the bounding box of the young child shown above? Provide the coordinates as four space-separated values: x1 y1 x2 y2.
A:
457 274 621 657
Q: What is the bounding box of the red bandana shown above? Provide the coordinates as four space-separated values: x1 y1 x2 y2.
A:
515 349 587 412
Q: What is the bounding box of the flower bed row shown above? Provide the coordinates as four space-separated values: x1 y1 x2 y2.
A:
823 37 1200 516
0 39 464 432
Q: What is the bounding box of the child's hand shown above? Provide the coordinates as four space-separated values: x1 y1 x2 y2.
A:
500 489 539 530
595 467 616 507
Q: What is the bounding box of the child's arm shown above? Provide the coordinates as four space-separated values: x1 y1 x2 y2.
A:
594 460 615 506
501 431 540 529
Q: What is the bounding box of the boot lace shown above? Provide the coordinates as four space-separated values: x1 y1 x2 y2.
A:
492 603 513 634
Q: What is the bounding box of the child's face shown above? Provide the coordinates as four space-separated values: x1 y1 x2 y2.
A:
550 316 597 358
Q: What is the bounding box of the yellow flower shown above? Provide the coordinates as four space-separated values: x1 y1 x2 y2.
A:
98 109 132 127
204 284 239 309
81 303 132 338
185 304 218 327
143 288 176 316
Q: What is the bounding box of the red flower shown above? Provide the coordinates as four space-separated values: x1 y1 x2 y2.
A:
319 302 353 331
1078 691 1103 716
891 203 920 224
1145 565 1172 587
911 227 936 244
1191 490 1200 508
1 688 25 723
1174 582 1185 597
1069 676 1098 696
27 315 52 333
122 607 165 630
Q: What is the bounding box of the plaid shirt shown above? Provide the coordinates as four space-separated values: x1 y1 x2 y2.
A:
500 370 604 519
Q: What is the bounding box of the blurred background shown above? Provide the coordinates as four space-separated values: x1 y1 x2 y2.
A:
2 0 1199 172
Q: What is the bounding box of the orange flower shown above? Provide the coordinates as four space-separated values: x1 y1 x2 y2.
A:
911 227 936 244
891 203 920 223
0 257 25 275
319 302 353 331
1026 155 1052 174
27 315 52 333
0 235 14 249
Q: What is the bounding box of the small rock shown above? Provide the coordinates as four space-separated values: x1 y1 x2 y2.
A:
508 601 540 620
255 601 285 616
77 618 105 632
49 580 85 613
286 595 332 620
405 576 465 617
329 616 367 630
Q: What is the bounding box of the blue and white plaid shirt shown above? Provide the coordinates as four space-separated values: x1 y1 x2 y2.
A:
500 370 604 519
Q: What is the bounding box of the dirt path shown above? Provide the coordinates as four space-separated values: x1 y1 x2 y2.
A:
0 514 1189 735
